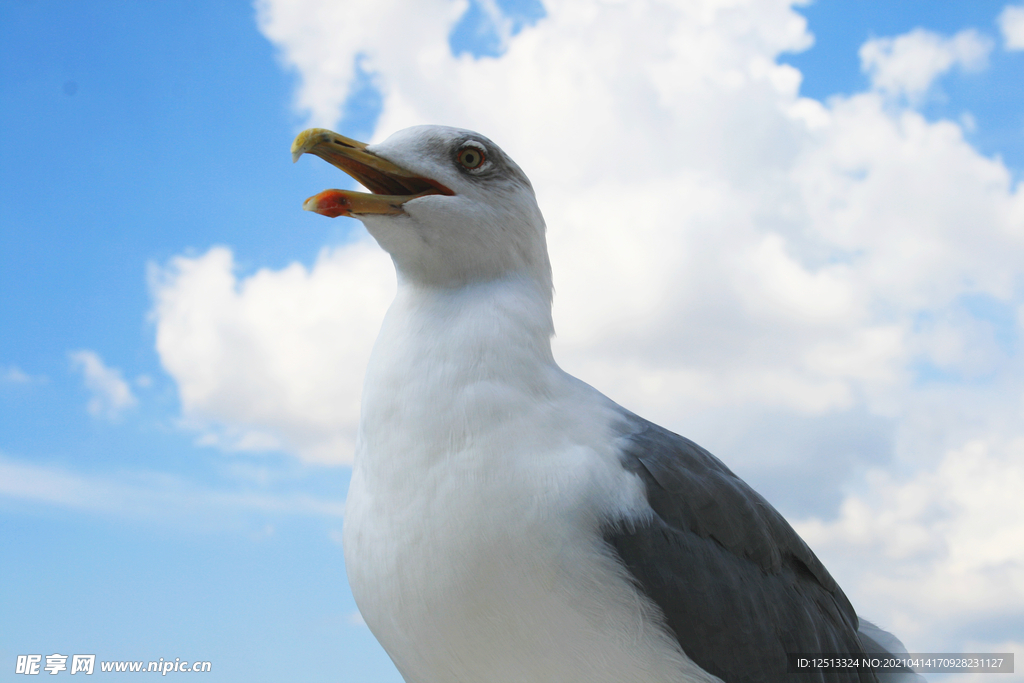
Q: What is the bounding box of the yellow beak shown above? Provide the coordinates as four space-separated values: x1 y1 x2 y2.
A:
291 128 452 217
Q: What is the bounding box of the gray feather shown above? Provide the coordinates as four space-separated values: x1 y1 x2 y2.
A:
604 412 878 683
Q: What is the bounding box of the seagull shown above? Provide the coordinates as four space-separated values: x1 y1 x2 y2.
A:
292 125 921 683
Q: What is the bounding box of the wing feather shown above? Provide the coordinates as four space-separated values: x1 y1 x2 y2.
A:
605 414 876 683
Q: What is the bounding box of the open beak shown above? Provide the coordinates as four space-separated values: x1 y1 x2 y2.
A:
291 128 453 217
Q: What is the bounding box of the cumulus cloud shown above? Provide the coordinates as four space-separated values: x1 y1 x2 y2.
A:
255 0 466 128
69 350 137 419
859 28 993 100
1000 4 1024 50
150 243 394 463
796 438 1024 649
150 0 1024 652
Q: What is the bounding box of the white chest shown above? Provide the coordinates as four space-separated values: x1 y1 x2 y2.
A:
341 283 716 683
343 423 706 683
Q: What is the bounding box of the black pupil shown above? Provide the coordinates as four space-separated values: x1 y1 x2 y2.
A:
463 151 479 167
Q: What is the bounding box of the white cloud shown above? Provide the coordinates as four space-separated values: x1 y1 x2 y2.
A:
0 453 345 524
254 0 465 128
149 0 1024 653
69 350 137 419
150 243 394 463
1000 4 1024 50
859 28 993 100
2 365 38 384
795 438 1024 650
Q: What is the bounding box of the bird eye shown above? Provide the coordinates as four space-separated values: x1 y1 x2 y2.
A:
457 147 485 170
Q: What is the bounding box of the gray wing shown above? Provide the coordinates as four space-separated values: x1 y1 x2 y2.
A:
605 413 876 683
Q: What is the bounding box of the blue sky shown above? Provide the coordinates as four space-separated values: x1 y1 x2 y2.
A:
1 3 381 680
2 1 1023 681
781 0 1024 172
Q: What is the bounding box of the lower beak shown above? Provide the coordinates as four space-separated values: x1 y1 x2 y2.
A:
301 189 436 217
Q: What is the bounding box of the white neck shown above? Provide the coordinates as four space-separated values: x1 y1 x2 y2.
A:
356 274 558 471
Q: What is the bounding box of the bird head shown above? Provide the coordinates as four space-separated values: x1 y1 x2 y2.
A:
293 125 551 294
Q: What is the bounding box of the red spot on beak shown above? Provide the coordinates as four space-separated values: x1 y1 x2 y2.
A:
303 189 352 218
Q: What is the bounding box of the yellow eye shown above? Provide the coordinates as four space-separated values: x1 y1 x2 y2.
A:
457 147 485 170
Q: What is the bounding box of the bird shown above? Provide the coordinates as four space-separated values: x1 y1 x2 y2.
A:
291 125 923 683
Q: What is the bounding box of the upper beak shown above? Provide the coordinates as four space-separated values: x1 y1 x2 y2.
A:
291 128 453 217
